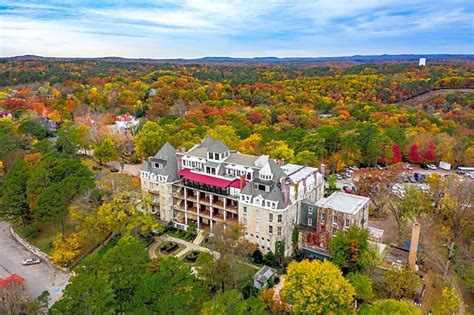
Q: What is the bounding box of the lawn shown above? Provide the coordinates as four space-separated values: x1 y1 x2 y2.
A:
14 222 75 255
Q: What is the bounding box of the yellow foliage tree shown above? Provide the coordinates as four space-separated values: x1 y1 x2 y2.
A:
281 260 355 314
440 287 460 315
51 231 88 266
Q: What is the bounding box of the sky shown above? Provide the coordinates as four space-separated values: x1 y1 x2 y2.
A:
0 0 473 58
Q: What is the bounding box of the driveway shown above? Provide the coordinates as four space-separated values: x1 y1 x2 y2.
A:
149 234 220 260
0 222 70 305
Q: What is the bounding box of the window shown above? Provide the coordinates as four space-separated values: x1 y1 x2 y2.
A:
277 226 282 237
268 226 273 235
345 218 350 227
308 217 312 226
333 215 338 224
243 206 247 214
321 213 326 222
308 206 313 215
269 213 273 222
278 214 282 223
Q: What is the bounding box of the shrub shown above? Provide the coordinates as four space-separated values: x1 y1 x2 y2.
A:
185 251 200 262
24 225 39 239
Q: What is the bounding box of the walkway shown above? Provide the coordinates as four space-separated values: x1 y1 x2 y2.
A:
148 234 220 260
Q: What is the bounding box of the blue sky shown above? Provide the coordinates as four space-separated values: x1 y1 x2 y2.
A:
1 0 473 58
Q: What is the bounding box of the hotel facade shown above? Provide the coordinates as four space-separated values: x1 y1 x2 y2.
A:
140 137 374 257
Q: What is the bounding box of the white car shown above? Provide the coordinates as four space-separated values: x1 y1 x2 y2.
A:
427 164 437 170
22 257 41 266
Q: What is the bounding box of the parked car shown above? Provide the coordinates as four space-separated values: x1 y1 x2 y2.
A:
22 257 41 266
409 177 417 183
336 174 343 180
346 168 354 173
427 164 437 170
345 173 352 178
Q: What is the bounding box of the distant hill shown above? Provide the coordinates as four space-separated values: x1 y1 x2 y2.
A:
1 54 473 65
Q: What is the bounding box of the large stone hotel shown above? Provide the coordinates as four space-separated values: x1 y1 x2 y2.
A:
140 137 373 257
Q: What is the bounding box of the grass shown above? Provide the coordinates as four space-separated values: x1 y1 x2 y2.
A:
15 222 75 255
235 261 258 289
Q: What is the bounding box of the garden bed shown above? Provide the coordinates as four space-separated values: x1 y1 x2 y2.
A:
158 241 181 255
166 228 195 242
184 251 201 263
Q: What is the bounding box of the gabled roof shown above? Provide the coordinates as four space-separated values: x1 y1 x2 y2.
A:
208 139 229 153
266 159 287 182
201 136 214 148
144 142 179 182
240 180 286 209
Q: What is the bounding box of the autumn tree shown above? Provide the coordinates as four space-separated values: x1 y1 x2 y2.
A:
281 260 354 314
439 287 460 315
384 267 421 300
408 144 421 164
330 226 376 274
206 223 253 292
264 140 294 161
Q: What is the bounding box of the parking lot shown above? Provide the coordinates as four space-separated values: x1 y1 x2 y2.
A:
0 222 70 305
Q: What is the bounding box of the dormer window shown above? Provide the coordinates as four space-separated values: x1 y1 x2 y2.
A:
154 162 163 169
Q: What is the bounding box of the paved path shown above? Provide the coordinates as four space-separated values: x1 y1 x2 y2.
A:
109 160 144 177
0 222 70 305
148 235 220 260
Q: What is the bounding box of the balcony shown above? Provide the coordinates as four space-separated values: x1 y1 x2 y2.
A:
200 197 211 205
200 209 211 218
213 200 224 209
187 206 198 214
186 195 198 202
225 216 238 223
226 204 238 212
213 212 225 220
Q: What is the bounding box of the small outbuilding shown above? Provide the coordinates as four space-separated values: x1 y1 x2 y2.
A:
253 265 276 290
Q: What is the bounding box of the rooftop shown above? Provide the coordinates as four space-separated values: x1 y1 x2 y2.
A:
253 265 276 283
315 191 369 214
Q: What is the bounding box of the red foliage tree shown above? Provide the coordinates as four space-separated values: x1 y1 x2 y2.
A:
408 144 421 164
422 140 436 163
392 144 402 163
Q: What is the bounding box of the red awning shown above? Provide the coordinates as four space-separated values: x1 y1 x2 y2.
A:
178 168 236 188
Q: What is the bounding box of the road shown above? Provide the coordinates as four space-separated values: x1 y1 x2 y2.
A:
0 222 70 305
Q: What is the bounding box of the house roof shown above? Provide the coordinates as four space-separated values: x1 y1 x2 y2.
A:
240 180 286 209
142 142 179 182
253 265 276 283
315 191 369 214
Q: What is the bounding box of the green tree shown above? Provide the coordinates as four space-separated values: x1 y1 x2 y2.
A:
347 273 374 302
56 121 92 156
94 138 119 165
297 133 326 158
200 289 266 315
281 260 354 314
134 121 167 158
0 119 22 169
384 267 421 299
130 257 206 314
19 119 49 139
358 299 421 315
0 159 31 226
330 226 376 274
101 236 149 313
291 150 319 166
50 273 115 315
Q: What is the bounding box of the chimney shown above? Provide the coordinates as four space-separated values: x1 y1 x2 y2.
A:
239 174 246 190
181 147 186 153
321 163 326 176
408 223 421 271
283 179 291 206
177 157 182 171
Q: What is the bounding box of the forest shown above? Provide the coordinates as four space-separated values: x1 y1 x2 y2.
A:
0 59 473 173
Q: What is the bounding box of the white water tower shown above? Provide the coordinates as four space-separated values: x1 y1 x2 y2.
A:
419 58 426 66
